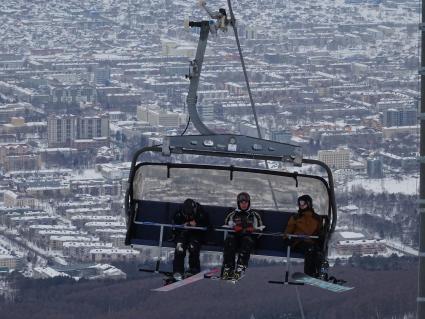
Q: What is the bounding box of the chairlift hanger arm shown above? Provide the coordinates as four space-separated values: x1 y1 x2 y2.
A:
185 2 231 135
185 20 214 135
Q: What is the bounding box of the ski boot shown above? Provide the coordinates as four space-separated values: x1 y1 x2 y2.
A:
173 272 183 281
163 275 176 286
221 267 234 280
317 259 330 280
233 264 246 281
328 276 347 285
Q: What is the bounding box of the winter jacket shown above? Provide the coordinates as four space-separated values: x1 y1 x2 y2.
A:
172 202 210 240
284 209 322 246
224 208 263 231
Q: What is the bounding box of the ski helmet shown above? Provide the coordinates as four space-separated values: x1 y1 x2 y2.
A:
237 192 251 210
297 194 313 209
183 198 197 218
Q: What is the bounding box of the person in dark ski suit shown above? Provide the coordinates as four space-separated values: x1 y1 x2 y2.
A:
172 198 210 280
221 192 264 280
283 194 323 277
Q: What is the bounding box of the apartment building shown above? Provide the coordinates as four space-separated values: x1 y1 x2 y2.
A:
318 147 350 169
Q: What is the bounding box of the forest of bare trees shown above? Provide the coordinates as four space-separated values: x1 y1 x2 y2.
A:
337 189 418 246
0 259 418 319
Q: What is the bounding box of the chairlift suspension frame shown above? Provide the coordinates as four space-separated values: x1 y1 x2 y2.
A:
125 0 338 288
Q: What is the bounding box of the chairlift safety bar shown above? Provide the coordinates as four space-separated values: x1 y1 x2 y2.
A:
135 221 318 239
137 220 317 277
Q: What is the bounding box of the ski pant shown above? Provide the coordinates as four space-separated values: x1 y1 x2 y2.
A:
222 234 255 269
173 233 202 274
293 241 322 277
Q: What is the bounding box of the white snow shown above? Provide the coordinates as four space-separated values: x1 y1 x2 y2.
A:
385 240 419 257
345 176 418 195
70 169 103 180
339 231 365 239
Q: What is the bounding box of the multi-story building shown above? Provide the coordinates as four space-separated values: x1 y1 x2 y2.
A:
318 147 350 169
70 215 117 228
110 234 126 248
34 230 86 248
3 190 39 208
76 114 109 140
94 66 111 85
64 207 113 219
335 239 387 255
3 154 41 171
0 255 18 269
49 235 99 251
92 228 127 242
63 242 113 261
69 179 121 197
47 115 78 147
271 130 292 144
137 105 182 128
0 103 28 124
383 108 417 127
83 222 126 233
89 248 140 263
0 143 32 162
9 215 56 229
0 142 40 171
48 114 109 147
49 83 96 106
367 157 384 178
26 225 77 241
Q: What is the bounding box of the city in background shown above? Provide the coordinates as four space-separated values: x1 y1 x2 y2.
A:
0 0 420 315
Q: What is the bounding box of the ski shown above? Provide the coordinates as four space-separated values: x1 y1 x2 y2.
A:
152 269 216 292
292 272 354 293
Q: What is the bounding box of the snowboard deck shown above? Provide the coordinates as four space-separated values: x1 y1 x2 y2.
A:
292 272 354 293
152 268 220 292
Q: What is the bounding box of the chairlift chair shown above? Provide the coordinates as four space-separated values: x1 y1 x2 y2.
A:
124 0 337 283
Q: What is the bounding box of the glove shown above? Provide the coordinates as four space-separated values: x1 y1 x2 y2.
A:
234 225 243 233
188 220 197 227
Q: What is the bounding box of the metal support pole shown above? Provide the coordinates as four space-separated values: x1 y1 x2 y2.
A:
155 225 164 272
418 1 425 317
285 244 291 282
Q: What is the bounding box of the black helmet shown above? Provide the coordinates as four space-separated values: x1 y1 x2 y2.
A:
297 194 313 209
237 192 250 210
183 198 197 218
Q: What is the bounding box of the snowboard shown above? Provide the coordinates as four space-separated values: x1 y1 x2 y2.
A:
152 268 219 292
292 272 354 293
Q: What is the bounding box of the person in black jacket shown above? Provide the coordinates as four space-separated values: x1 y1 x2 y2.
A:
172 198 210 280
221 192 264 280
